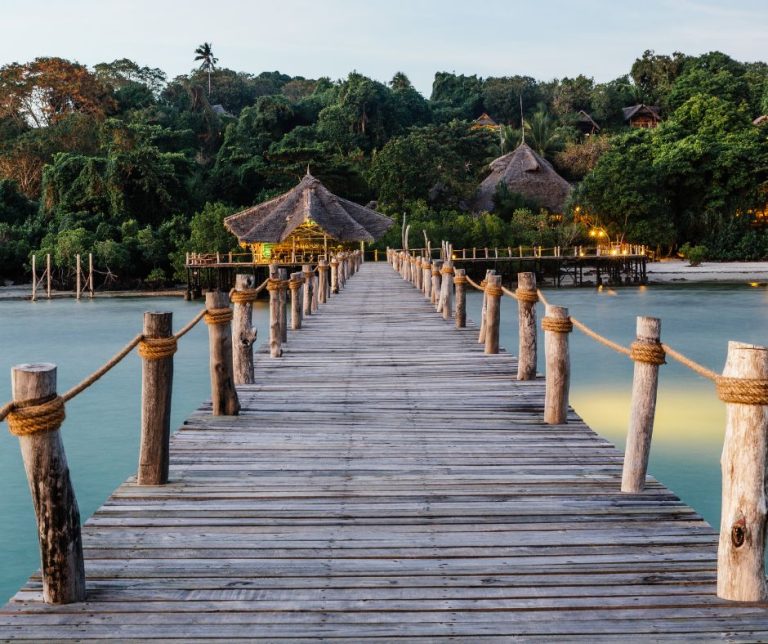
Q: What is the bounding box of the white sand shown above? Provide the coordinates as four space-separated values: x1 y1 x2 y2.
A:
648 259 768 283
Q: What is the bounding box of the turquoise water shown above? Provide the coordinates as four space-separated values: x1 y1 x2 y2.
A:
1 282 766 603
0 297 270 604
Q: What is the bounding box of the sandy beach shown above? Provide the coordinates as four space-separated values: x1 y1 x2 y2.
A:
647 259 768 284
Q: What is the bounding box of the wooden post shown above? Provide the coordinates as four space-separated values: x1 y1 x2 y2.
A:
318 259 329 303
543 305 571 424
12 363 85 604
278 268 288 343
290 272 302 330
330 256 339 294
454 268 466 328
46 253 51 299
138 312 174 485
268 264 282 357
88 253 94 298
478 270 493 344
717 341 768 602
311 274 319 312
302 265 313 316
76 254 81 300
375 249 378 262
517 272 538 381
431 260 442 308
484 274 502 355
621 316 662 493
232 274 257 385
205 291 240 415
31 254 37 301
439 261 454 320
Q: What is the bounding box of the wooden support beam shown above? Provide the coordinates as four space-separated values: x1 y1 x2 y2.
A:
517 272 537 381
232 274 257 385
205 291 240 416
454 268 466 328
543 304 571 424
484 274 502 355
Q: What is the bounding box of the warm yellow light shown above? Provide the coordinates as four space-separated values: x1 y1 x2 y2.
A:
600 231 607 238
750 282 760 287
610 249 618 255
589 230 597 237
579 251 585 257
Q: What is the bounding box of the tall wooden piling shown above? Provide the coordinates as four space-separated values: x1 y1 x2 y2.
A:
46 253 51 299
278 268 288 343
290 272 303 330
31 254 37 301
76 254 81 300
717 341 768 602
317 259 329 303
484 274 502 354
543 305 571 424
12 363 86 604
205 291 240 416
88 253 94 298
431 260 442 307
454 268 467 328
268 265 282 358
302 264 313 316
517 272 538 381
478 270 494 344
621 317 663 493
231 274 257 385
439 261 454 320
138 312 174 485
331 257 339 294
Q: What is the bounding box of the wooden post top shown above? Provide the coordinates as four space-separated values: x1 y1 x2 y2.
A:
12 363 57 401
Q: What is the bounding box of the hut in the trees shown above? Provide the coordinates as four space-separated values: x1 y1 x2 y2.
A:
224 172 394 262
472 113 500 131
622 104 661 128
753 115 768 127
473 143 572 214
576 110 600 136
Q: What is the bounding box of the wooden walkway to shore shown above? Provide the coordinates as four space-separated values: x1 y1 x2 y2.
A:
2 262 768 640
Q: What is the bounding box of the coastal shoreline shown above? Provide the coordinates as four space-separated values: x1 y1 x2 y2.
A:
647 259 768 284
0 286 185 301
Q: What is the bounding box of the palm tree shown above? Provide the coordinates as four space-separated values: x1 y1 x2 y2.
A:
194 42 218 95
525 108 564 159
499 124 524 154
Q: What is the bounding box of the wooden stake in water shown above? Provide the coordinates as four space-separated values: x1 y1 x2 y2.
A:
46 253 51 299
76 254 81 300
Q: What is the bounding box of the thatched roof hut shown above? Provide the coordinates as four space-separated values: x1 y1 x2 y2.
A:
753 115 768 126
622 104 661 128
473 143 572 213
472 113 499 130
224 172 393 261
576 110 600 135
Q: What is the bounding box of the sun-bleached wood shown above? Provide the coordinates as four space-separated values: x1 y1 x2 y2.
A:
621 316 662 493
268 264 282 358
331 257 339 294
278 268 288 343
430 260 442 307
232 274 257 385
13 363 85 604
478 270 494 344
138 312 173 486
311 275 319 312
317 260 329 303
517 272 537 381
439 261 453 320
290 272 302 331
302 265 313 316
205 291 240 416
543 304 570 425
484 274 501 355
454 268 466 328
717 340 768 602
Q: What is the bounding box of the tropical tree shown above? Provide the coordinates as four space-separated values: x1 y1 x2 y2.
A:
194 43 218 95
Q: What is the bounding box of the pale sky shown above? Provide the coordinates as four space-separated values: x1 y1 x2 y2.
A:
2 0 767 95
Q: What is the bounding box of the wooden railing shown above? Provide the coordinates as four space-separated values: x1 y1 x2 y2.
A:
387 247 768 604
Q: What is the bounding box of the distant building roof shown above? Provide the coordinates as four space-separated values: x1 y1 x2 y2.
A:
622 104 661 122
576 110 600 133
211 104 234 118
472 112 499 129
754 115 768 126
225 172 394 244
474 143 571 213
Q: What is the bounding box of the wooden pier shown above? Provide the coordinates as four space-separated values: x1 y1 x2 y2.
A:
2 262 768 640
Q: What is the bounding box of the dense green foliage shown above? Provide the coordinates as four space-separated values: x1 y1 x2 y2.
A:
0 49 766 287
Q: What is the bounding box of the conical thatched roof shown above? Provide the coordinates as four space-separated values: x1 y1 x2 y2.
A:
224 173 394 243
474 143 571 213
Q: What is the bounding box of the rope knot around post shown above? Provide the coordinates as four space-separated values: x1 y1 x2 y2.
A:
138 336 178 361
484 284 503 297
453 275 468 285
6 395 66 437
629 340 666 365
542 316 573 334
716 377 768 405
431 268 440 277
230 289 260 304
204 307 234 326
288 278 302 291
441 265 455 275
515 288 539 304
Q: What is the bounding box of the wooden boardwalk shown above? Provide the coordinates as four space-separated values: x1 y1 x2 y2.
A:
3 262 768 641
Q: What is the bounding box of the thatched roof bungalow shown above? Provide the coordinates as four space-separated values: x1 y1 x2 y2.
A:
473 143 572 213
622 104 661 128
225 172 393 261
754 115 768 126
576 110 600 135
472 113 500 131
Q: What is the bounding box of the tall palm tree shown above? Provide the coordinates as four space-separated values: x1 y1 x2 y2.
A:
194 42 218 96
525 108 564 159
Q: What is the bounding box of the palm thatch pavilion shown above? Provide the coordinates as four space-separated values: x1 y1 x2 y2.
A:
474 143 572 214
224 172 394 263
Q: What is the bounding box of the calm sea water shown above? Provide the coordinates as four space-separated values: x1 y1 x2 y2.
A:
0 282 765 602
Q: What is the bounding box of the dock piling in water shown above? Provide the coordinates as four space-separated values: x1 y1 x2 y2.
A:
516 272 538 381
205 291 240 416
543 304 571 424
231 274 257 385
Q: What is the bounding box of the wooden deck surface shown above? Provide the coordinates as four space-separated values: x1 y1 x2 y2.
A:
2 262 768 641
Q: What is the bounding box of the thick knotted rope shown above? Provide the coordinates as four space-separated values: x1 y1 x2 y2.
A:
288 278 302 291
431 268 440 277
630 340 666 365
464 275 485 292
485 284 503 297
716 377 768 405
6 395 66 437
138 336 178 360
453 275 468 285
204 307 234 326
542 316 573 333
441 265 455 275
229 277 269 304
515 288 539 304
